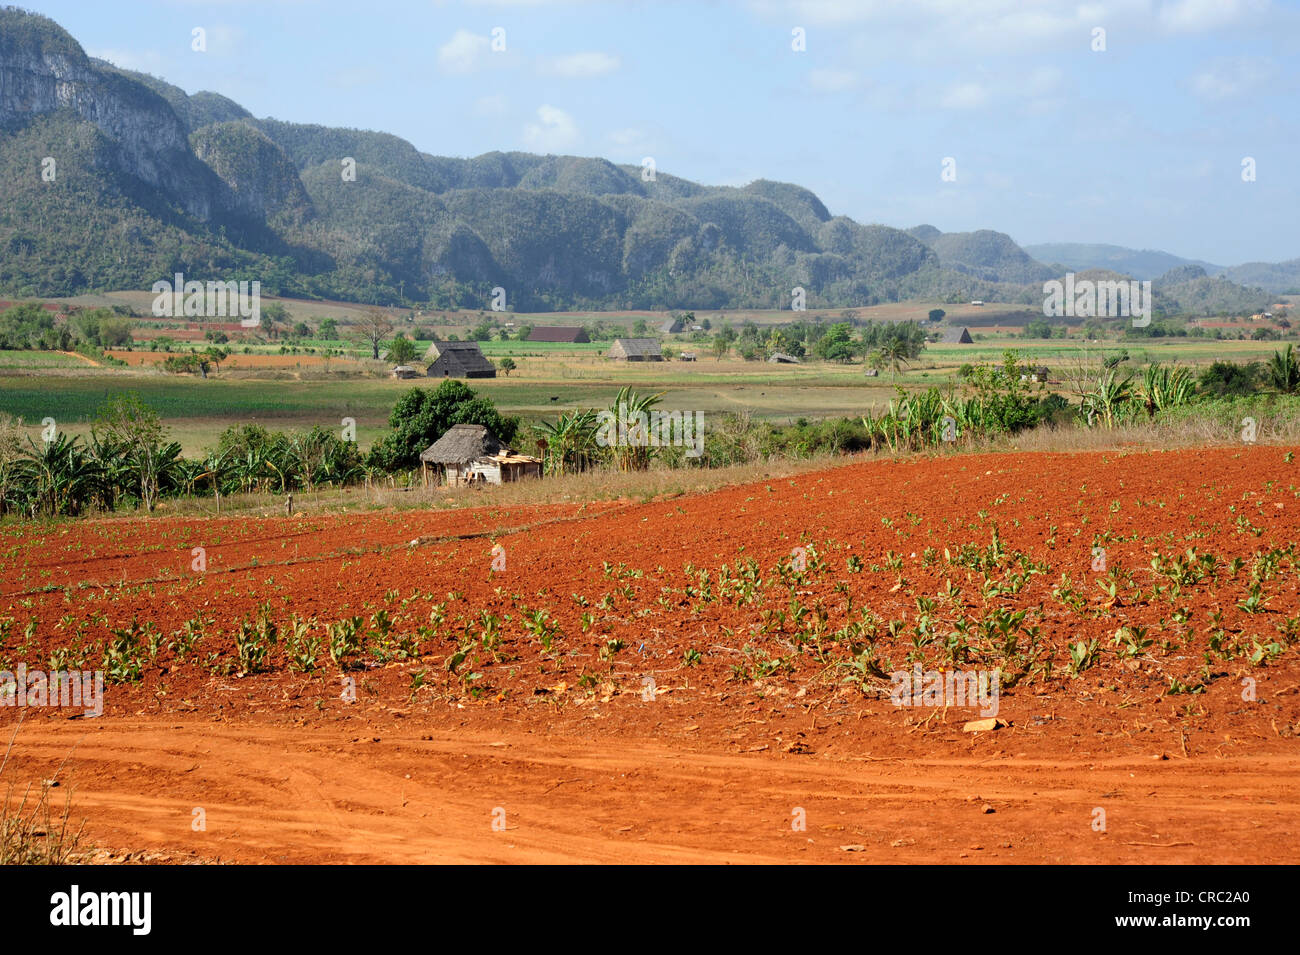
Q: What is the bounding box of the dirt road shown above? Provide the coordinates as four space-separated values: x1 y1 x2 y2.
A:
9 716 1296 864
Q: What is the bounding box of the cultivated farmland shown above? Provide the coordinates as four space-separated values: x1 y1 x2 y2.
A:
2 444 1297 862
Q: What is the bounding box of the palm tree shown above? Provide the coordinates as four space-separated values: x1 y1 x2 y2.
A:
1268 344 1300 394
879 339 911 378
533 410 600 475
606 387 665 471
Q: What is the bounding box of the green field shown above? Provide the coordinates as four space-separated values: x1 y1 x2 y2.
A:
0 350 97 369
6 294 1296 455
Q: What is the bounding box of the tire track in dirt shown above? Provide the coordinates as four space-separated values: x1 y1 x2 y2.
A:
7 720 1297 864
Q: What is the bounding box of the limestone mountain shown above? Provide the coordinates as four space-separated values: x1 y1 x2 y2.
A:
0 8 1285 313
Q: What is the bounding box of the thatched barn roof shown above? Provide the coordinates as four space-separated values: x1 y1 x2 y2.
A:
941 327 974 344
424 340 496 378
527 326 589 343
419 424 507 465
607 338 663 360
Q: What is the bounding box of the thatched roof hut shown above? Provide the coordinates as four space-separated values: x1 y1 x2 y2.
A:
424 341 496 378
607 338 663 361
420 424 505 465
768 352 801 364
418 424 540 487
940 327 974 344
527 326 589 343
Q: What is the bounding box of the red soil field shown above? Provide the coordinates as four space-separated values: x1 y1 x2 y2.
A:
2 446 1298 863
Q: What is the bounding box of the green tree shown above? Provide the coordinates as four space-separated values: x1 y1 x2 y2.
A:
366 380 519 471
260 301 289 339
712 325 736 360
385 334 419 364
928 308 946 322
1198 360 1260 398
814 322 856 362
498 357 517 376
91 394 176 513
318 317 338 339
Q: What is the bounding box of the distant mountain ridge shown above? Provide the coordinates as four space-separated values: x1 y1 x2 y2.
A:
1023 243 1224 281
0 8 1286 313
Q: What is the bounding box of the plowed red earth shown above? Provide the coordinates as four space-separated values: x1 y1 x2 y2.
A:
2 446 1299 864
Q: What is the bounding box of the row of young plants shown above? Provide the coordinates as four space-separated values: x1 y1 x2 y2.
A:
670 529 1297 696
9 520 1293 708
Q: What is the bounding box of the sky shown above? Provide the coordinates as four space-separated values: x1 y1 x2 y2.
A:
19 0 1300 265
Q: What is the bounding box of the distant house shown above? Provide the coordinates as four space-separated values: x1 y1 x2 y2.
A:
391 365 421 379
941 327 974 344
419 424 542 488
768 352 801 364
969 300 984 307
423 340 496 378
607 338 663 361
660 316 686 334
527 326 589 343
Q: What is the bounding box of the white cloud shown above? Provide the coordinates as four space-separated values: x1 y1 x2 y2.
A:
1190 56 1274 100
438 29 491 74
523 104 580 152
540 52 620 77
1157 0 1268 33
749 0 1271 56
940 82 989 109
807 69 858 92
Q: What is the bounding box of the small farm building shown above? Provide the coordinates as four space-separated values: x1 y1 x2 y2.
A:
419 424 542 488
527 326 589 343
424 341 496 378
607 338 663 361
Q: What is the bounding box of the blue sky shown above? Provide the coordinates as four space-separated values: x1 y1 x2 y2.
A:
21 0 1300 265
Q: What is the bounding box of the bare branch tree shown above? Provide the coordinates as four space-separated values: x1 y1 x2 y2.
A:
355 308 395 360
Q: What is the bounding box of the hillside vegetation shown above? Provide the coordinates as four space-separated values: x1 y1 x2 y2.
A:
0 7 1280 315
